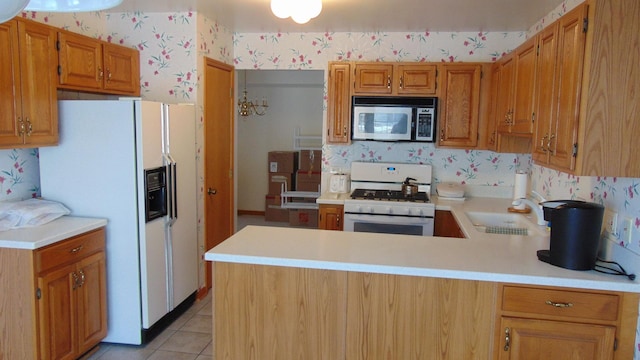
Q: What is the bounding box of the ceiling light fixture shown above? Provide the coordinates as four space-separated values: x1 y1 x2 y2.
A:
270 0 322 24
0 0 123 23
237 71 268 117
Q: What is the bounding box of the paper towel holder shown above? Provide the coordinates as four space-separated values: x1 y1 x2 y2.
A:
508 205 532 214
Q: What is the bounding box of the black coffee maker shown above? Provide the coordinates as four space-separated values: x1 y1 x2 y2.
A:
538 200 605 270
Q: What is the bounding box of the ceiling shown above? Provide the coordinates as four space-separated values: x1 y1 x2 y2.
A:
110 0 563 33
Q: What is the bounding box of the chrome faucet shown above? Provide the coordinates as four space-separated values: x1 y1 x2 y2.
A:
512 198 547 226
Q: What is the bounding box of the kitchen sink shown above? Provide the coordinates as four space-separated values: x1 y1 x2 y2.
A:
464 211 546 236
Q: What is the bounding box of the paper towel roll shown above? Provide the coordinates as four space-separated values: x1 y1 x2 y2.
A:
513 171 528 210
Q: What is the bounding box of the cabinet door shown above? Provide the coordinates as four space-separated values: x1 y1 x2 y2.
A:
486 62 502 151
18 19 58 146
103 43 140 94
396 64 437 95
511 37 537 134
76 252 107 355
438 64 481 147
318 204 343 230
498 317 615 360
548 4 587 172
495 54 515 133
434 210 465 238
532 23 559 163
58 31 103 90
38 264 77 360
327 62 352 144
0 21 23 147
353 63 393 94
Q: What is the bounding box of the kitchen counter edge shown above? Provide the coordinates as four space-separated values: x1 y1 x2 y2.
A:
0 216 108 250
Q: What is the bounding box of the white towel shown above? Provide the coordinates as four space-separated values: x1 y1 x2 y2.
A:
0 198 71 231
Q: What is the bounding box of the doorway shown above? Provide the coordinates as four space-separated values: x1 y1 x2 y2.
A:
203 57 235 289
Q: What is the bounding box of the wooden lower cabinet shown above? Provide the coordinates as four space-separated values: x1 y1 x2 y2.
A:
495 284 639 360
434 210 465 238
318 204 343 230
0 228 107 360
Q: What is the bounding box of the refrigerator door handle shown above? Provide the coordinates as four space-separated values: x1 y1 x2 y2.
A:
172 162 178 220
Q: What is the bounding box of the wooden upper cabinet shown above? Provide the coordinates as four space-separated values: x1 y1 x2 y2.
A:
437 63 481 148
354 63 436 96
510 37 537 134
58 30 140 95
327 62 352 144
495 53 515 134
0 18 58 148
532 22 559 164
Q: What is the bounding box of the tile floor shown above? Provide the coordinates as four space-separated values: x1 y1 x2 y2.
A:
87 215 286 360
86 292 213 360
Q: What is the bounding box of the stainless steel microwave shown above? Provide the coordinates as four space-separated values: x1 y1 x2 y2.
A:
351 96 437 142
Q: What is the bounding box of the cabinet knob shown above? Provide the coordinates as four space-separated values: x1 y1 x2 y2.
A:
25 118 33 136
98 66 104 79
343 125 347 136
399 76 404 89
547 134 556 154
207 188 217 195
440 129 445 141
540 134 548 152
17 117 25 136
106 69 112 82
386 76 391 88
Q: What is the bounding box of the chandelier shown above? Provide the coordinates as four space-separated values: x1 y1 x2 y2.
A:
237 71 268 117
270 0 322 24
0 0 123 22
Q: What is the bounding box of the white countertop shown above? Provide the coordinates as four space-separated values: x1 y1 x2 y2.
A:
208 196 640 293
0 216 108 250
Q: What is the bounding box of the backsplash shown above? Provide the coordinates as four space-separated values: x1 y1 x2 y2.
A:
0 149 40 201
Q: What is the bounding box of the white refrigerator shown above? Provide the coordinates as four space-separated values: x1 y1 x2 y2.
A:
39 99 198 345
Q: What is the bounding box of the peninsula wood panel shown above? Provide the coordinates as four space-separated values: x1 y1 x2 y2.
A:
213 263 347 360
0 248 38 359
345 273 496 359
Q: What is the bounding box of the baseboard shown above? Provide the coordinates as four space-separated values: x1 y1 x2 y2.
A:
196 286 209 300
238 210 264 216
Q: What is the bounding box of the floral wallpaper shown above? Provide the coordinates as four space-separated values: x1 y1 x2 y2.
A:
1 0 640 355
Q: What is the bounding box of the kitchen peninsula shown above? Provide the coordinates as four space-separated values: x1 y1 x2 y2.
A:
205 197 640 359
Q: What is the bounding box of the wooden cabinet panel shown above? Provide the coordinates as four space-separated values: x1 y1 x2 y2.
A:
346 273 495 359
510 37 537 134
327 62 352 144
501 285 619 321
103 44 140 94
495 54 515 134
76 252 108 355
353 63 393 94
213 263 347 359
548 5 587 171
0 19 58 148
434 210 465 238
0 20 23 146
58 31 102 90
498 317 615 360
532 22 559 163
437 64 481 147
38 264 77 360
396 64 437 95
318 204 343 230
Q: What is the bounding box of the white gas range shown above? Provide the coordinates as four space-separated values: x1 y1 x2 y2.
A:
343 162 435 236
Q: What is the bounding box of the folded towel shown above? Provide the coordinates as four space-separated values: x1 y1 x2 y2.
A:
0 198 71 231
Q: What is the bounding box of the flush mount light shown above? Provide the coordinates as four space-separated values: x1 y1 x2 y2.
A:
270 0 322 24
0 0 30 23
25 0 124 12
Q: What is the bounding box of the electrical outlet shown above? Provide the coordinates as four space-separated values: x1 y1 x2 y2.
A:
621 217 633 246
603 209 618 237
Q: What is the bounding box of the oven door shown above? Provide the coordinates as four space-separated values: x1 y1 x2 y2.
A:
352 106 413 141
343 213 434 236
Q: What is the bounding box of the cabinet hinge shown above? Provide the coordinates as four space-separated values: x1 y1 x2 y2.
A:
614 338 618 351
583 18 589 33
536 44 540 56
56 40 60 51
36 288 41 300
532 112 535 123
57 65 62 76
572 143 578 157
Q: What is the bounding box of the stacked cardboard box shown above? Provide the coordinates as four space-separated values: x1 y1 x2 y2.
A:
290 149 321 227
264 151 298 222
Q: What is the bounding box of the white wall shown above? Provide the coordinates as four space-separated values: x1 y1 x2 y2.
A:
237 70 324 211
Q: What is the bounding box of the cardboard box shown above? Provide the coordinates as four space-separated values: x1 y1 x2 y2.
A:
289 208 319 227
265 195 289 222
268 172 294 194
295 170 321 192
298 150 322 172
268 151 299 173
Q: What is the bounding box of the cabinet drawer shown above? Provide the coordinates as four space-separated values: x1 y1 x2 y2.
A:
502 286 619 322
35 228 105 273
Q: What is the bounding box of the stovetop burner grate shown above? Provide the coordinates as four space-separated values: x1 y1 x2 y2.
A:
350 189 430 203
